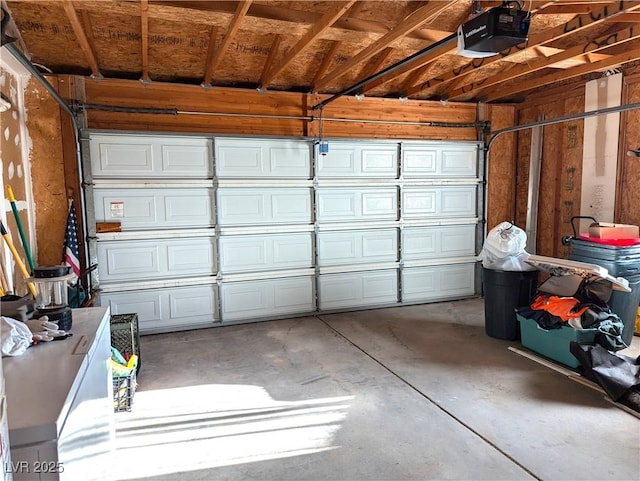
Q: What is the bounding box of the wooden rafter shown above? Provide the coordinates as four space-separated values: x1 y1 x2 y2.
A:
400 61 434 95
353 0 562 96
203 0 252 86
62 0 100 78
150 0 451 42
259 0 356 90
141 0 149 83
358 47 394 85
259 34 283 89
313 0 455 91
448 24 640 100
406 0 640 97
484 41 640 101
311 41 341 92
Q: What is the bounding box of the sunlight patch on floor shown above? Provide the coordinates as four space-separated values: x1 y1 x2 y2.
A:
113 384 353 480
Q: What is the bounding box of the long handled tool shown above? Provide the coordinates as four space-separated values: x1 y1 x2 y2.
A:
0 221 36 297
6 185 35 272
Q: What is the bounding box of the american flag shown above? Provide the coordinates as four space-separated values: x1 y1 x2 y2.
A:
63 200 81 277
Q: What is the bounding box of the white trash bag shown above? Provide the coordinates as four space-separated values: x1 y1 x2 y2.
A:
478 221 536 271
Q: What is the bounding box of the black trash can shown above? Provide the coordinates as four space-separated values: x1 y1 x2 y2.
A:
482 267 539 340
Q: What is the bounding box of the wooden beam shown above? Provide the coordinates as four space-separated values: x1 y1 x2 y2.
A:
62 0 101 78
604 12 640 21
141 0 150 83
358 47 395 84
202 25 219 87
406 0 640 98
400 61 434 95
311 41 341 92
149 0 450 42
448 25 640 100
259 34 283 89
203 0 252 86
484 42 640 101
259 1 356 89
313 0 454 91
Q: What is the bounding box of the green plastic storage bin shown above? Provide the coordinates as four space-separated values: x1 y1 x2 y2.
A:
516 314 598 368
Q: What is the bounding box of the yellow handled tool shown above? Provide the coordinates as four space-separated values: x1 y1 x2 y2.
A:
0 221 36 297
6 185 35 272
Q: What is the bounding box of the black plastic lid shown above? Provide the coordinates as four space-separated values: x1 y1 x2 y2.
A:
34 265 71 278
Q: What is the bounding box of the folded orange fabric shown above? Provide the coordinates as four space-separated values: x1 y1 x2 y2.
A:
530 294 590 321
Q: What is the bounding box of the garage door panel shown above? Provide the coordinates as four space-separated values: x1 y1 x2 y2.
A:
402 186 476 218
90 134 211 178
402 225 475 260
317 142 397 177
97 143 153 174
402 143 478 178
221 277 314 321
97 238 216 282
403 149 437 175
94 188 214 229
219 233 312 273
318 229 397 266
218 188 311 225
216 139 311 178
162 145 210 174
317 188 397 222
441 149 477 176
402 264 475 302
319 270 398 310
441 188 476 215
100 285 218 332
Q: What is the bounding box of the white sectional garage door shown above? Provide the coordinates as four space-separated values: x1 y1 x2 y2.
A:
85 132 482 333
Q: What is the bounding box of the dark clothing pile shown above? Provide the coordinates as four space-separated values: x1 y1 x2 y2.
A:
516 279 627 351
570 342 640 413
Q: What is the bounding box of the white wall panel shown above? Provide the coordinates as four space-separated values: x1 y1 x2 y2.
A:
402 186 476 218
402 225 476 260
93 188 214 229
318 269 398 310
97 237 216 282
402 143 477 178
220 276 314 321
317 142 398 177
217 188 312 226
219 233 313 273
216 138 311 178
100 284 218 332
318 229 398 266
401 264 475 302
316 187 398 222
90 134 211 178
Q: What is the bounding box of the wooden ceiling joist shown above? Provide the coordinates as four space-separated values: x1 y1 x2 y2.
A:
62 0 101 78
259 34 283 89
447 24 640 100
203 0 252 87
311 40 341 92
406 0 640 98
484 41 640 101
259 0 356 90
358 47 395 84
313 0 455 92
140 0 150 83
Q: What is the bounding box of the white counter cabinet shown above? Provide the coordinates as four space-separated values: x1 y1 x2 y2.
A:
3 307 114 481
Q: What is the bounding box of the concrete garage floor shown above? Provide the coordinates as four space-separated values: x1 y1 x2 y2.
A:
113 298 640 481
